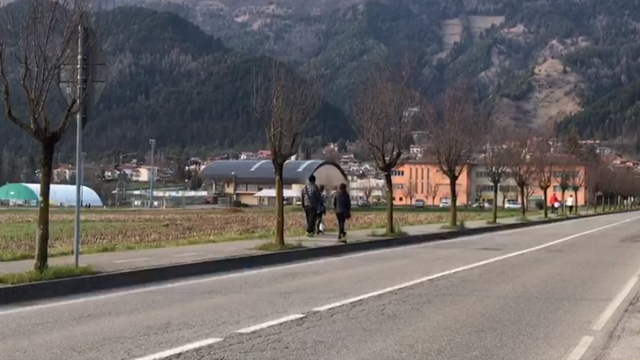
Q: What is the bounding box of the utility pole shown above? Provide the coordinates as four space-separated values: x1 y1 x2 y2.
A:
73 21 88 268
149 139 156 208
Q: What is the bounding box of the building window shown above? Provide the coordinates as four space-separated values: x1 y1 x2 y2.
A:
480 185 494 193
393 184 404 190
392 170 405 177
247 184 259 192
399 197 403 202
421 167 424 181
410 167 413 180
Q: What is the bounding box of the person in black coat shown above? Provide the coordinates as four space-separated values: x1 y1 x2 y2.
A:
333 183 351 242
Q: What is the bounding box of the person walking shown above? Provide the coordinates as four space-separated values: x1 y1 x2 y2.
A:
550 193 558 214
333 183 351 243
566 194 575 215
316 185 327 235
301 175 322 236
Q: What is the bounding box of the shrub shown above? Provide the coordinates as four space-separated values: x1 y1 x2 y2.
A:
535 199 544 210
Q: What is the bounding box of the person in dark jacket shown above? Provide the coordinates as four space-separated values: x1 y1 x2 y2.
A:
333 183 351 242
301 175 322 236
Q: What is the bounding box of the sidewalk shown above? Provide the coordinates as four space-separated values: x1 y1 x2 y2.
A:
600 294 640 360
0 217 522 274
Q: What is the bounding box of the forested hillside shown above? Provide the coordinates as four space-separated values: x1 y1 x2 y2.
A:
125 0 640 145
3 0 640 158
0 5 352 158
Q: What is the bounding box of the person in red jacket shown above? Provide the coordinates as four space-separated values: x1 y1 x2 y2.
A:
550 193 558 214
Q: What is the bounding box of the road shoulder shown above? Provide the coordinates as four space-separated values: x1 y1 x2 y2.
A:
599 294 640 360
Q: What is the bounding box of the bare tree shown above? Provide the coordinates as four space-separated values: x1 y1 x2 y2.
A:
483 130 510 223
403 180 417 205
354 61 416 234
361 179 373 203
253 60 321 245
507 141 534 218
532 140 554 219
427 84 479 227
569 166 585 214
554 159 573 215
429 183 440 206
0 0 91 272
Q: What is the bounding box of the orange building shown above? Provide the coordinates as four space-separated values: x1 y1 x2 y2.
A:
391 161 472 206
536 164 588 206
392 159 588 207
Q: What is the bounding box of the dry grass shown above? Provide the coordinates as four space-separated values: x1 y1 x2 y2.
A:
0 208 492 260
0 265 95 285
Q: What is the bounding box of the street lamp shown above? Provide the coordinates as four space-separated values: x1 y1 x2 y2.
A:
231 172 237 203
149 139 156 209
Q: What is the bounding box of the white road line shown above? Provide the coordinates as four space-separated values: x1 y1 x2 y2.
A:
0 215 632 316
564 336 594 360
172 252 200 257
114 258 150 264
131 338 223 360
313 217 639 312
236 314 306 334
591 268 640 331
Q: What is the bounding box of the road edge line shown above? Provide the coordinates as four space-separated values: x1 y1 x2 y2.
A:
130 337 223 360
564 336 595 360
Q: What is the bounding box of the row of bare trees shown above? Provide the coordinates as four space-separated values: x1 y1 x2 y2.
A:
353 61 640 234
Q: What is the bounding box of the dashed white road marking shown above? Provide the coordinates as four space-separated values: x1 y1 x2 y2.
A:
130 338 223 360
563 336 594 360
235 314 306 334
113 258 150 264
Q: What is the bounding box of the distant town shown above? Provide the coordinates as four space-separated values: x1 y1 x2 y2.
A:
3 135 630 210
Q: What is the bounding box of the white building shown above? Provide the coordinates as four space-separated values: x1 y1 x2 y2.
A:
349 177 385 201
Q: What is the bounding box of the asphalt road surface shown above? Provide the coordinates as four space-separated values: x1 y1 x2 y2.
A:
2 212 640 360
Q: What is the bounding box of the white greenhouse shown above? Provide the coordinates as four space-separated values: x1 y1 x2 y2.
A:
0 183 103 207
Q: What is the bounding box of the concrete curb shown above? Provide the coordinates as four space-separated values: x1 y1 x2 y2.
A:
0 210 635 305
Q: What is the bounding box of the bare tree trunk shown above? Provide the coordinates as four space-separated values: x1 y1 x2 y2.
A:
603 196 607 212
35 140 55 272
561 189 566 214
520 186 526 218
384 172 394 234
274 162 285 246
449 179 457 227
574 189 580 214
543 190 549 219
492 184 498 223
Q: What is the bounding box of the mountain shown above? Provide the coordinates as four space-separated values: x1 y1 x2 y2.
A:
0 4 353 159
120 0 640 145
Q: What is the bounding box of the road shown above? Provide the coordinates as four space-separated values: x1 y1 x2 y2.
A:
1 212 640 360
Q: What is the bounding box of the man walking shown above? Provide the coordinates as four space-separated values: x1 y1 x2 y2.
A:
301 175 322 236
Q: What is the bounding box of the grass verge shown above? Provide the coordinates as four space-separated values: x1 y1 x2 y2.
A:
0 265 95 285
